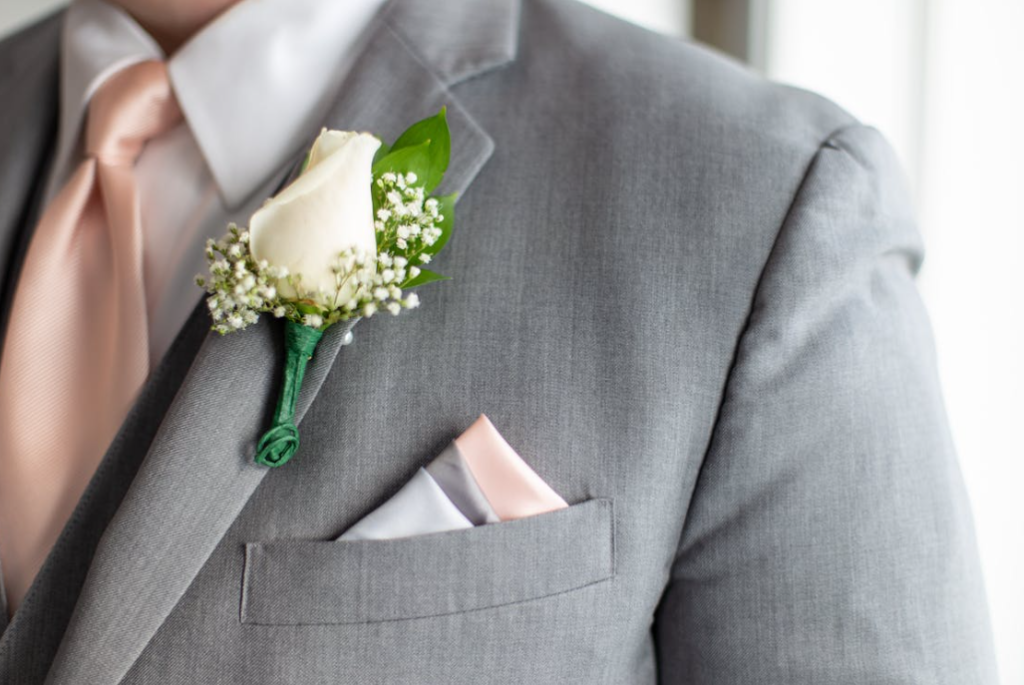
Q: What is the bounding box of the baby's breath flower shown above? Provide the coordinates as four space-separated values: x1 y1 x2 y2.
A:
201 149 448 336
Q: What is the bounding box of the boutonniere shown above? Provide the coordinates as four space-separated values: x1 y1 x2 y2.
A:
196 109 454 467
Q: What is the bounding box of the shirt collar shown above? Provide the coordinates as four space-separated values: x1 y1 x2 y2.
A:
59 0 388 209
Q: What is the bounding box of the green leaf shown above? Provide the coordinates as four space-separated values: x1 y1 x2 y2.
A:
391 107 450 158
388 107 450 193
402 268 450 289
298 151 311 175
372 139 432 183
295 301 322 315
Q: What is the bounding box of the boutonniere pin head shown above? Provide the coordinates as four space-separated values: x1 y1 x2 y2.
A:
197 108 455 467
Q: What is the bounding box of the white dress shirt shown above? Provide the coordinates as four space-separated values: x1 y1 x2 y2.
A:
49 0 388 367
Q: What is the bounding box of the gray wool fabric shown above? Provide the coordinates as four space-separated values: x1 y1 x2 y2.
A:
0 0 997 683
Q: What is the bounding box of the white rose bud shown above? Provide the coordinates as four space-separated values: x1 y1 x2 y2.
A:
249 129 381 306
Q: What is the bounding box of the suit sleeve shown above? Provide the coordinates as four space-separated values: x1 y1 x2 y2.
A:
653 125 998 684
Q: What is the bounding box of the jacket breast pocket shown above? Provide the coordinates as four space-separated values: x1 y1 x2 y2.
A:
240 497 615 625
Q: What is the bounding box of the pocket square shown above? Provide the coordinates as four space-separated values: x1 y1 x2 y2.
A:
338 415 567 541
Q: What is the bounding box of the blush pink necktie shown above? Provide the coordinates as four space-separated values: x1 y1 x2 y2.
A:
0 61 182 614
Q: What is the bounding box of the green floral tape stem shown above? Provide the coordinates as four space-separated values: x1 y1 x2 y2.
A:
255 320 324 467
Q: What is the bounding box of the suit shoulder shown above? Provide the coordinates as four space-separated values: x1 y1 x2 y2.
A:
0 10 63 82
522 0 857 153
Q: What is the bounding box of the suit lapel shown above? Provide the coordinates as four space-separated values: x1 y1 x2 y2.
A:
46 0 519 682
0 12 62 351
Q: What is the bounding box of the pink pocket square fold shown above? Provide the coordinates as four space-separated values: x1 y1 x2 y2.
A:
338 415 567 541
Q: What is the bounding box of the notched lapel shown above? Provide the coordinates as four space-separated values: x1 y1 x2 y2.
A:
46 0 520 682
46 315 357 684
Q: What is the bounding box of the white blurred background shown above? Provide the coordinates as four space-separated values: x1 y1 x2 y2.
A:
2 0 1021 682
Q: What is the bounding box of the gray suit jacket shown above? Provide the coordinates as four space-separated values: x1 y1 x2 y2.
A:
0 0 997 683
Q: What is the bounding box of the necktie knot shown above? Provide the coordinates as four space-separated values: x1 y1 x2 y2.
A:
86 60 183 165
1 62 171 614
